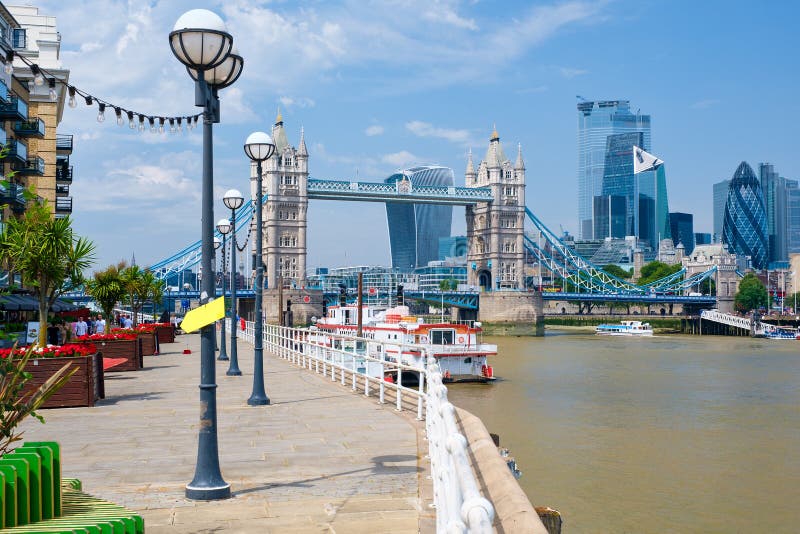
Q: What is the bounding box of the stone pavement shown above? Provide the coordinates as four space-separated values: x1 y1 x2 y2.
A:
18 331 433 533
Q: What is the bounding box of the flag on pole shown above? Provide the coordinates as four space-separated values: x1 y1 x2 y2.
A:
180 297 225 333
633 145 664 174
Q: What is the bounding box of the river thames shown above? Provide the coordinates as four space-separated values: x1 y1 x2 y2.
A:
447 329 800 533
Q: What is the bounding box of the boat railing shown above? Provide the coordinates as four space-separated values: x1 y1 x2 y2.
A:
233 319 496 533
424 342 498 354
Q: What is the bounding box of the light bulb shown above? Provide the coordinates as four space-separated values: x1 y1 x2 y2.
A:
129 118 136 129
27 79 34 92
115 108 124 126
169 119 176 134
138 119 145 132
49 87 57 101
68 94 77 108
33 73 44 86
158 123 165 134
149 118 156 133
3 63 12 75
97 104 106 123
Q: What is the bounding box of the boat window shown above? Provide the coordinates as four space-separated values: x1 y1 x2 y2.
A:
464 357 472 364
431 329 455 345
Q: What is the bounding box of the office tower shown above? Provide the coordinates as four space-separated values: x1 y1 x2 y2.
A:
438 236 467 261
694 232 712 245
633 146 671 247
722 162 768 269
385 165 454 271
787 180 800 254
760 163 791 263
593 195 627 239
597 132 644 237
577 99 650 239
670 212 695 252
713 179 731 242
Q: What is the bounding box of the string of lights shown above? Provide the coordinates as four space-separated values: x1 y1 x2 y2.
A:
3 50 202 133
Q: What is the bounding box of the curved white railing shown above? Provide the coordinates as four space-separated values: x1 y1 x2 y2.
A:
233 318 495 533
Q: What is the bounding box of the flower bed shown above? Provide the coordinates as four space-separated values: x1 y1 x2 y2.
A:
149 323 176 344
1 345 103 408
111 328 157 356
74 336 141 372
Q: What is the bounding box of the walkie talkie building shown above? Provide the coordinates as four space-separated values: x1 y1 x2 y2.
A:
722 162 769 269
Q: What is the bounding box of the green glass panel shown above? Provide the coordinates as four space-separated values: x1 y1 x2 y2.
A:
4 451 42 522
0 458 29 525
0 464 17 527
25 441 61 516
18 444 54 519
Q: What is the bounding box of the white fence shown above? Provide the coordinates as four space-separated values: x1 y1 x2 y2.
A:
233 318 495 533
700 309 792 337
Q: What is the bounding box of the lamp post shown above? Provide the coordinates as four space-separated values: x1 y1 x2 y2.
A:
244 131 276 406
223 189 245 376
216 219 230 361
169 8 242 501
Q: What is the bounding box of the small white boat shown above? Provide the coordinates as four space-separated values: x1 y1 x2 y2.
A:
595 320 653 337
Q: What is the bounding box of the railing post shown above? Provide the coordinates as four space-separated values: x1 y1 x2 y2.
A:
417 369 425 421
379 361 385 404
352 354 357 391
396 365 403 411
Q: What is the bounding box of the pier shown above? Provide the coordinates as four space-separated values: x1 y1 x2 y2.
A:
18 327 548 532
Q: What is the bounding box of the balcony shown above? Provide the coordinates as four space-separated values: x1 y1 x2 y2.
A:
0 79 8 103
56 183 70 196
0 96 28 122
6 139 28 165
12 156 45 176
55 197 72 214
0 182 27 213
56 134 73 154
56 164 73 183
13 118 45 138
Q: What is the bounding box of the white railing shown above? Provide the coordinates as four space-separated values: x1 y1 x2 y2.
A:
235 318 495 533
700 309 795 337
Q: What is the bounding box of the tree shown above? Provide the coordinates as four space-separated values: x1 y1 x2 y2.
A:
602 264 633 279
438 278 459 291
734 273 769 313
85 262 127 325
637 261 683 286
120 266 164 326
0 203 95 346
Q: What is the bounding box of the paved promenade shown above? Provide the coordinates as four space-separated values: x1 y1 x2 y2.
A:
18 332 432 533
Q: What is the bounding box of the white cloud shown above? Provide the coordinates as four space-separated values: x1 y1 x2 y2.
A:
365 125 384 136
406 120 473 145
422 4 478 30
278 96 316 109
382 151 419 167
559 67 588 78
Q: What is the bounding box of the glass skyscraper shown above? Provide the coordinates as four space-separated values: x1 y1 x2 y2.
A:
577 99 650 239
712 179 731 243
722 162 769 269
385 165 454 271
669 212 695 252
600 132 643 236
787 181 800 254
636 165 671 246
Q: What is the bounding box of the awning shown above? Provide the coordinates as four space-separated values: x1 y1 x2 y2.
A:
0 295 80 312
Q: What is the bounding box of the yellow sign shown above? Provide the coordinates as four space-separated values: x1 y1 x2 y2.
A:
180 297 225 333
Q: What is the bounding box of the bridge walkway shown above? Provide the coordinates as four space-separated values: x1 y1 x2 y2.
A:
18 331 431 533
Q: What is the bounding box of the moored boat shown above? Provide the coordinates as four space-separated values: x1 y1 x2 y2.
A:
595 320 653 337
309 304 497 383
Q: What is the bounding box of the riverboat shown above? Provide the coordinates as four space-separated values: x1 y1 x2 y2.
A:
595 320 654 337
309 304 497 383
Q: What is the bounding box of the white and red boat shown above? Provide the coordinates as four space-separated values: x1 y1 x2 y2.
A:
310 304 497 383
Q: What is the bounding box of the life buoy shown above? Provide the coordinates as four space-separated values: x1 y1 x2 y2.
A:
420 335 429 343
457 336 465 344
443 370 451 380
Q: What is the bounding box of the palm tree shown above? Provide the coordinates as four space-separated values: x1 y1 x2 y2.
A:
0 203 95 345
120 266 165 326
85 262 127 326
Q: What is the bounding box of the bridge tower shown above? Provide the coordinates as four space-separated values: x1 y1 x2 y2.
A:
251 111 309 290
465 127 526 290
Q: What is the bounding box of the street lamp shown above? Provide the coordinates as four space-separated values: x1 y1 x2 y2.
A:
216 218 231 361
244 131 276 406
223 189 245 376
169 8 241 502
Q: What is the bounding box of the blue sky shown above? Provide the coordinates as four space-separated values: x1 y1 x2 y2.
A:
35 0 800 272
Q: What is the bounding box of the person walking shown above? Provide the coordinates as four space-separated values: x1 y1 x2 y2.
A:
95 315 106 334
75 317 88 337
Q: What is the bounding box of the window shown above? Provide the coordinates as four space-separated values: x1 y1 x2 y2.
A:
290 210 297 220
12 29 26 49
503 241 516 253
280 234 297 247
431 329 455 345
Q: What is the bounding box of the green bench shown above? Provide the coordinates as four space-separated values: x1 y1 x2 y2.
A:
0 442 144 533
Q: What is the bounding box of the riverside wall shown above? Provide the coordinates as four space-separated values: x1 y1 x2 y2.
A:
478 292 545 336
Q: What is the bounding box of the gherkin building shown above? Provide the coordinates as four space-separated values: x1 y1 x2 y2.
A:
722 162 768 269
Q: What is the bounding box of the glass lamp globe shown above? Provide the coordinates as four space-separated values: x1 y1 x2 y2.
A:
169 9 232 70
244 131 276 162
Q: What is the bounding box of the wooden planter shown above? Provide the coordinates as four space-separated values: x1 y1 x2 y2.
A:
137 332 157 356
77 339 141 372
154 325 175 344
21 354 102 408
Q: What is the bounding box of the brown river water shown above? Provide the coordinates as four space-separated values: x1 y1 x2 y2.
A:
446 329 800 533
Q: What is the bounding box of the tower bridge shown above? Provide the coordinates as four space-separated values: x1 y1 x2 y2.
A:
139 114 720 325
